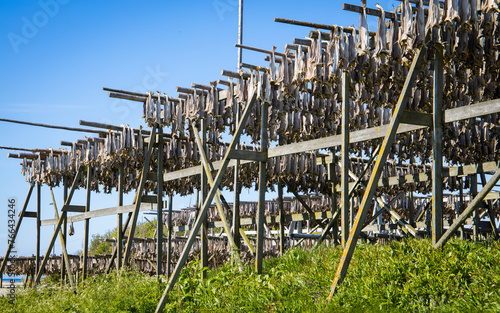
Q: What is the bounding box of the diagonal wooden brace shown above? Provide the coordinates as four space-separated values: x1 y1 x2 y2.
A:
123 126 157 267
328 43 427 300
0 182 35 281
155 88 257 313
49 187 75 287
35 166 84 284
191 124 243 268
434 170 500 249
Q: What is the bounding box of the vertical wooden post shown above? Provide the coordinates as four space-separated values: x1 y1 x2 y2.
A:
167 194 173 277
61 177 68 285
232 103 241 251
329 160 339 245
200 119 208 278
157 125 164 277
459 176 465 239
117 164 124 270
278 178 285 255
479 172 498 239
471 174 478 241
36 182 41 275
432 45 444 245
82 166 91 283
341 71 350 248
409 191 415 227
256 100 269 274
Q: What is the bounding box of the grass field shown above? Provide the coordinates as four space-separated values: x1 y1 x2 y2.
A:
1 238 499 312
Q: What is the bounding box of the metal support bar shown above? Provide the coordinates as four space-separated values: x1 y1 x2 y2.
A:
328 44 427 300
435 170 500 248
155 89 257 313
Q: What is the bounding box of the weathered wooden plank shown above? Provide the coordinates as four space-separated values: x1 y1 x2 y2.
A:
62 205 86 213
41 203 157 226
141 195 158 204
22 211 37 218
227 149 267 162
401 111 433 127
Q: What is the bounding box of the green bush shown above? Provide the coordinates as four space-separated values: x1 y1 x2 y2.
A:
1 239 498 312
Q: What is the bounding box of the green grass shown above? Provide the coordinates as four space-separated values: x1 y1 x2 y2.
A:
1 238 499 312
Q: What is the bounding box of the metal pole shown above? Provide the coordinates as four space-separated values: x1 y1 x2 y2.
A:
341 71 350 247
432 45 444 245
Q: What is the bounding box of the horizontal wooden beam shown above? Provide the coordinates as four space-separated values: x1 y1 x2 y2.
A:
62 205 86 213
227 150 267 162
41 203 159 226
156 99 499 183
22 211 38 218
401 111 433 127
141 195 158 204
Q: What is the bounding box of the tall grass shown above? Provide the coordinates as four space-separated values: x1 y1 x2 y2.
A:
1 238 498 312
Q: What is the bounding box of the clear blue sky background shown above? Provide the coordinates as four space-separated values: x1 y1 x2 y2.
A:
0 0 399 259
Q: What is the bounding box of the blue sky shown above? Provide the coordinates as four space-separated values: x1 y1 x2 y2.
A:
0 0 399 258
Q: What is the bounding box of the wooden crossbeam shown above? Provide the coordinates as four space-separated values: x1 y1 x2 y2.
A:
62 205 86 212
22 211 37 218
